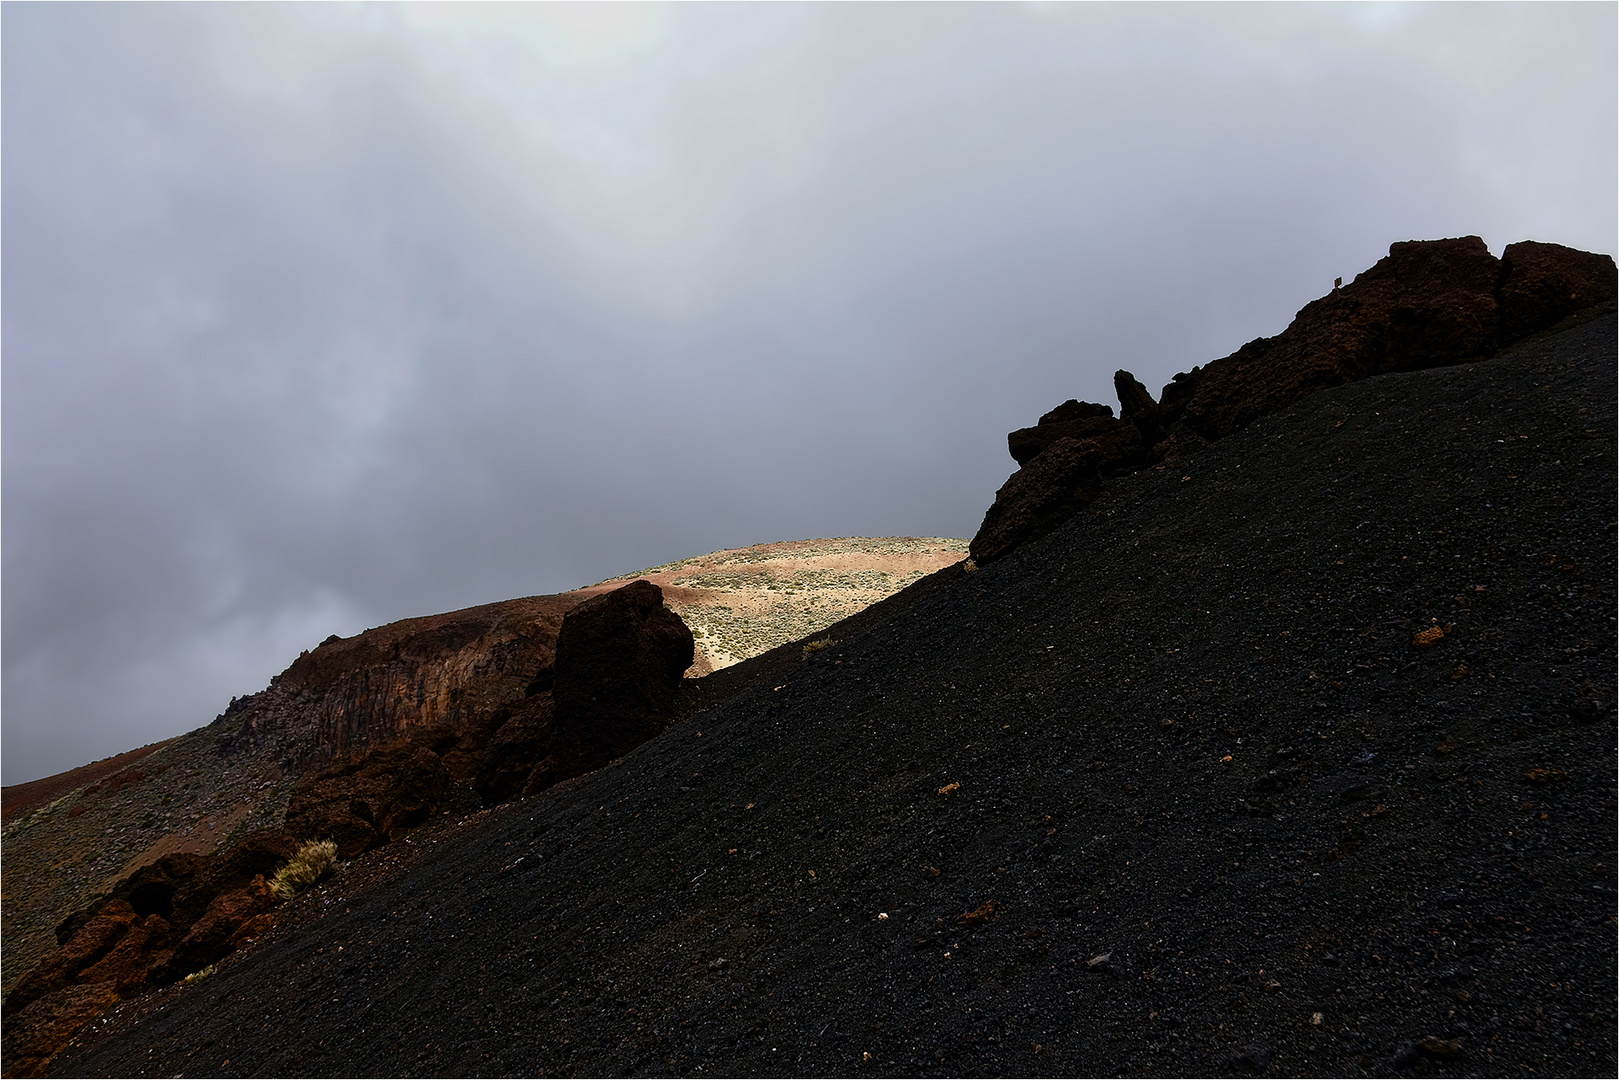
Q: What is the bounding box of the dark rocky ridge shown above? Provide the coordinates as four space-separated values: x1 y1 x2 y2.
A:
972 238 1616 565
54 312 1616 1076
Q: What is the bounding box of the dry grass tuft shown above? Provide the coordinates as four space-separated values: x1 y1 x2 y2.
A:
270 839 338 901
801 637 838 658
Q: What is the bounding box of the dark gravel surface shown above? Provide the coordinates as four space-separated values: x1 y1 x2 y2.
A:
57 315 1616 1078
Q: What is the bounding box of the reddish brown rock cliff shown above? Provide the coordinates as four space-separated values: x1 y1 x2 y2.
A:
214 595 579 767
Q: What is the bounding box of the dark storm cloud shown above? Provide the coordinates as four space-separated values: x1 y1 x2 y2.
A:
5 2 1614 782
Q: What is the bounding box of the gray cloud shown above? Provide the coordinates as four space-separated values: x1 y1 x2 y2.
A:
4 2 1613 782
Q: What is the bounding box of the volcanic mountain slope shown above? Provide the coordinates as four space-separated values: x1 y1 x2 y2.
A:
0 539 963 1002
56 314 1616 1076
200 537 965 768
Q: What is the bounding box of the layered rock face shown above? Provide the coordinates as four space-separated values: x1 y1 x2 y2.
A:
213 595 577 767
971 237 1616 564
271 580 695 838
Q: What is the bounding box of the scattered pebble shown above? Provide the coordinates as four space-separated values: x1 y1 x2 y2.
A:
955 900 996 926
1412 625 1445 648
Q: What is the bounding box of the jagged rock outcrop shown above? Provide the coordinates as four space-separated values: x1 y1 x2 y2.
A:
1112 369 1158 419
1007 407 1144 469
49 830 300 959
543 580 695 782
1179 236 1505 440
971 236 1616 564
213 596 578 769
969 438 1106 566
49 854 198 952
4 908 164 1079
150 875 275 985
1 829 305 1076
1497 239 1619 342
2 829 304 1075
5 902 150 1017
475 581 694 803
976 373 1164 564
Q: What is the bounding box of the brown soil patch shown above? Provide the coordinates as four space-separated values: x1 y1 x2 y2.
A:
110 802 253 882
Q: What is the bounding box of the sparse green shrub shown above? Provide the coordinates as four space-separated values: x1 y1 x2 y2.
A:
802 637 837 658
184 964 217 984
270 839 338 901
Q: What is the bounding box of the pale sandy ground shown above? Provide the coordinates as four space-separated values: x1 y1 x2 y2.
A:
579 537 969 672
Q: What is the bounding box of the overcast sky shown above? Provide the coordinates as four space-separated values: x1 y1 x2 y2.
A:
4 2 1614 784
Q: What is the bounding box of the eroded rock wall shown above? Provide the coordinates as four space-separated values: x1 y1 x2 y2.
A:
213 595 578 768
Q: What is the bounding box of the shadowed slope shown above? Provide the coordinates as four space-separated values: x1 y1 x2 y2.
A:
55 316 1615 1076
2 540 962 1006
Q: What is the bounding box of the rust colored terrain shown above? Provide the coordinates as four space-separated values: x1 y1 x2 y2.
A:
1 741 176 825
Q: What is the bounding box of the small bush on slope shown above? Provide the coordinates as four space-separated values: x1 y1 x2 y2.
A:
269 839 337 901
801 636 838 657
